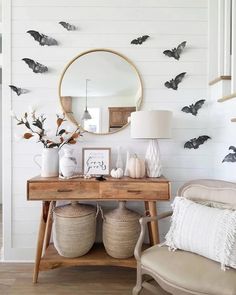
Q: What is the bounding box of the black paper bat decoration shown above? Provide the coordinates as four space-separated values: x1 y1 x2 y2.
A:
184 135 211 149
9 85 29 96
165 72 186 90
27 30 58 46
131 35 149 45
163 41 187 60
59 21 77 31
22 58 48 73
222 146 236 163
182 99 206 116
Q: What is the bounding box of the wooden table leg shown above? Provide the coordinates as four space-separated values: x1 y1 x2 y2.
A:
44 201 56 252
145 201 159 246
33 201 50 284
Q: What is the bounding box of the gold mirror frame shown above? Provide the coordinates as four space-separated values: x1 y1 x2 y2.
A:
58 48 143 135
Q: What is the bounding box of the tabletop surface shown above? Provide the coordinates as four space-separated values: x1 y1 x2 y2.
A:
28 175 170 183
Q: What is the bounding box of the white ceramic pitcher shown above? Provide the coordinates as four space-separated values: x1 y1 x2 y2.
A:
34 148 59 177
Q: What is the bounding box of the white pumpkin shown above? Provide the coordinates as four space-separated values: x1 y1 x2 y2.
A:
128 155 145 178
110 168 124 178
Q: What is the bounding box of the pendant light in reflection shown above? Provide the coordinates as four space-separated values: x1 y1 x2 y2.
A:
82 79 92 120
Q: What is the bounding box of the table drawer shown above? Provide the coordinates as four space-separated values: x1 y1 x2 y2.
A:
100 182 170 200
27 181 100 200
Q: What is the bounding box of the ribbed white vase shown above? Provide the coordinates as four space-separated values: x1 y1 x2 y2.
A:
145 139 162 177
124 150 130 176
115 146 123 170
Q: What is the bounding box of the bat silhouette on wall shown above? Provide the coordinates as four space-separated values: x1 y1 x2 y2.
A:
222 146 236 163
59 21 77 31
22 58 48 73
9 85 29 96
181 99 206 116
131 35 149 45
27 30 58 46
163 41 187 60
165 72 186 90
184 135 211 149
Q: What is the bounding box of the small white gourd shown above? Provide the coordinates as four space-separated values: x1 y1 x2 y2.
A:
110 168 124 179
128 155 145 179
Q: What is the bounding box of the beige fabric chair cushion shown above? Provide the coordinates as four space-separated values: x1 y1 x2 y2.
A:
141 246 236 295
177 179 236 207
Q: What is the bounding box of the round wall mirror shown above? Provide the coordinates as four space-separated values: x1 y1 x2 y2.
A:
59 49 143 135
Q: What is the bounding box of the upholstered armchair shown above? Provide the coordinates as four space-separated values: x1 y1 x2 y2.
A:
133 179 236 295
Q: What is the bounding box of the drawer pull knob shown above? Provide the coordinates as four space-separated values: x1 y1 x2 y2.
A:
57 189 73 193
127 190 142 193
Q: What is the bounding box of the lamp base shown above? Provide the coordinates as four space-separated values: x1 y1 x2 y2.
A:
145 139 162 177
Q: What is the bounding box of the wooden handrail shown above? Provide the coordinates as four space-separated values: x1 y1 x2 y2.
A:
209 75 231 86
218 92 236 102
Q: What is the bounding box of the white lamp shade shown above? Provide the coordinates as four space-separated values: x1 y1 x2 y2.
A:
131 110 172 139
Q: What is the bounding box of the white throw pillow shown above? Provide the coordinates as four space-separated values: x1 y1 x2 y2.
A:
164 197 236 270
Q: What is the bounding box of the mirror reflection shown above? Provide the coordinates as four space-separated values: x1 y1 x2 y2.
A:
59 50 142 134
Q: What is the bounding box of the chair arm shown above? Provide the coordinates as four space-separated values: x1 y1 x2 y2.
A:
134 210 173 262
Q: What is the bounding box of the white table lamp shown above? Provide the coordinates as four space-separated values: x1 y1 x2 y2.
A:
131 110 172 177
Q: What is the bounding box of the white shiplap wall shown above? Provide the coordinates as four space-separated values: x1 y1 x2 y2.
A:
208 0 236 182
4 0 209 261
210 83 236 181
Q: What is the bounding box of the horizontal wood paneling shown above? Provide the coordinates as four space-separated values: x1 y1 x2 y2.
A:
12 20 207 34
12 7 207 22
13 0 208 8
11 60 207 75
12 47 208 61
12 153 210 170
9 0 209 260
209 80 236 181
11 75 207 91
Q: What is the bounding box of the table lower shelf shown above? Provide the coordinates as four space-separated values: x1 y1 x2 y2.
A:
39 243 143 271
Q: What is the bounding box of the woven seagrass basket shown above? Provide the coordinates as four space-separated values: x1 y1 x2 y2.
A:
102 201 141 259
53 201 96 258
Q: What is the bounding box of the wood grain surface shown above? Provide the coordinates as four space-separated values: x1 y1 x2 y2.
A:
0 263 153 295
39 243 137 271
28 177 170 282
27 176 170 201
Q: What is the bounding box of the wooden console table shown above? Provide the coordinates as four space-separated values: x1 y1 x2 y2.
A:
27 176 170 283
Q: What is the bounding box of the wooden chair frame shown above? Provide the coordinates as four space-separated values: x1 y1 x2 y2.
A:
133 212 172 295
